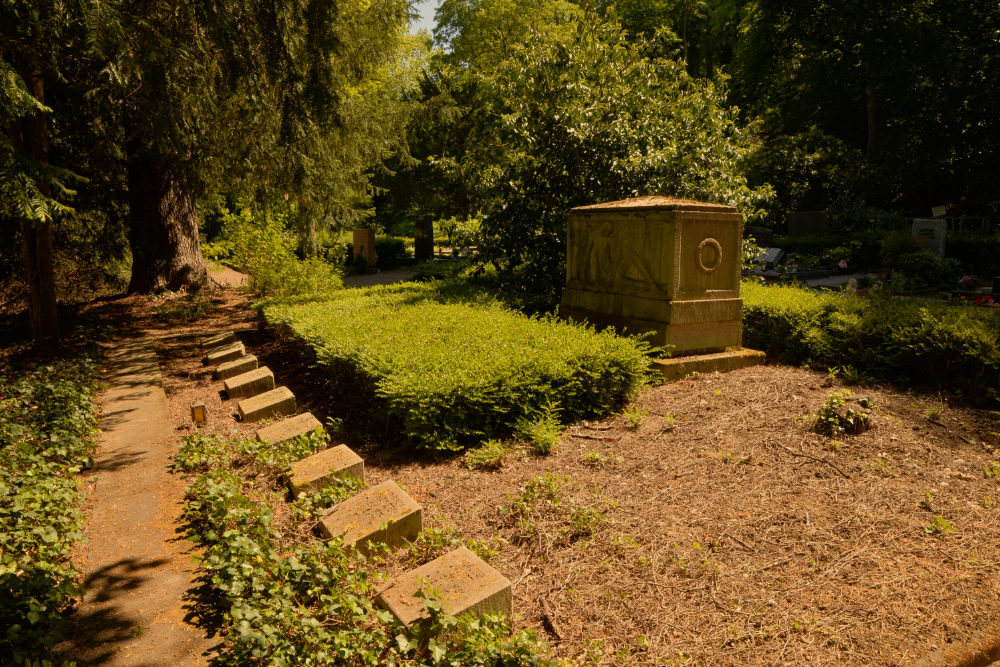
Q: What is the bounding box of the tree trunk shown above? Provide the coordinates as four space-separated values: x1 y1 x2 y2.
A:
19 63 59 345
126 150 207 293
866 84 881 158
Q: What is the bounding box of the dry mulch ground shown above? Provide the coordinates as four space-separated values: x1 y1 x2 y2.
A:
84 285 1000 666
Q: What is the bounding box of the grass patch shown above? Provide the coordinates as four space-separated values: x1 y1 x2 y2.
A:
742 280 1000 404
0 350 100 662
262 281 652 451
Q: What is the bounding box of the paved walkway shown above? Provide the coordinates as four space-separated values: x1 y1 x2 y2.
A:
61 338 215 666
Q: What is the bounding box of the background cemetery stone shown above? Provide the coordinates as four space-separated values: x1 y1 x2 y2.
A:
787 211 829 237
352 228 377 268
911 218 947 257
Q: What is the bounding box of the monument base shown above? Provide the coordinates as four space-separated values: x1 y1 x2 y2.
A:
649 348 765 383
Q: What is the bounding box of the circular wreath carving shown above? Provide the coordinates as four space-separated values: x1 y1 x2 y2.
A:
696 238 723 273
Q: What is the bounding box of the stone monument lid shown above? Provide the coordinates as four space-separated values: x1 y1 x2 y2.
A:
571 196 738 213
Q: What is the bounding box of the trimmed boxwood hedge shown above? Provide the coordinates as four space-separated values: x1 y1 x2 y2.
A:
262 282 652 450
742 280 1000 403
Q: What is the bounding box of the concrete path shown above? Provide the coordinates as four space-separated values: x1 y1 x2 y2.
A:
61 338 215 666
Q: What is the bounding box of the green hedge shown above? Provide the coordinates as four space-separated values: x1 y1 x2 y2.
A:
0 352 99 662
742 280 1000 402
262 282 652 450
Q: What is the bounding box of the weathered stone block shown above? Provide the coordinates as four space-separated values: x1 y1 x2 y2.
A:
318 480 420 553
214 354 259 380
223 367 275 399
560 196 743 353
288 443 363 497
204 342 245 366
650 348 765 382
376 546 512 626
256 412 323 445
237 386 295 422
201 331 236 349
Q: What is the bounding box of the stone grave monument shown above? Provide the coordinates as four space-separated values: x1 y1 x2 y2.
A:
911 218 947 257
560 196 764 379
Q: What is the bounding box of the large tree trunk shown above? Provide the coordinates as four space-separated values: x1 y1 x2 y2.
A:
19 64 59 345
866 84 881 158
126 150 207 292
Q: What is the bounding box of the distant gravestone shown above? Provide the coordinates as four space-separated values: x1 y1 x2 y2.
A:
560 196 743 353
787 211 829 237
352 228 377 268
911 218 947 257
931 205 947 218
745 225 774 247
755 247 784 270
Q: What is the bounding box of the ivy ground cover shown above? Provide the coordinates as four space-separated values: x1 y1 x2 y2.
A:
261 282 652 450
0 350 99 662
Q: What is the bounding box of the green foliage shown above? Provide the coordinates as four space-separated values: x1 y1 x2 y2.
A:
468 15 769 303
436 215 482 249
262 280 651 450
217 207 343 296
621 405 649 430
0 352 99 663
515 402 563 455
924 515 954 536
814 390 857 437
183 433 550 664
742 280 1000 403
374 236 409 270
743 127 864 226
464 439 510 470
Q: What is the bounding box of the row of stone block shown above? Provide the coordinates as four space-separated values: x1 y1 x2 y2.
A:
200 330 513 628
201 331 298 423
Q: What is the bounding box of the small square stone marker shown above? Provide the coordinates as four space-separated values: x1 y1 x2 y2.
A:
204 341 245 366
257 412 323 445
318 480 420 553
223 366 275 399
287 443 363 497
376 546 512 626
201 331 236 349
214 354 258 380
237 386 295 422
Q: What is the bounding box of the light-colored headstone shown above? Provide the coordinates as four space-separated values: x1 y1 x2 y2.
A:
256 412 323 445
288 443 363 497
560 196 743 352
318 480 420 553
754 247 784 270
204 341 245 366
213 354 259 380
912 218 947 257
223 367 275 399
201 331 235 349
376 546 512 626
931 205 947 218
237 386 295 422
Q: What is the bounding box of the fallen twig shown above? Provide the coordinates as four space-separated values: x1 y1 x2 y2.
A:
540 597 563 641
782 445 851 479
567 433 616 442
